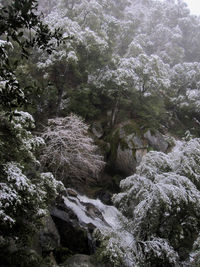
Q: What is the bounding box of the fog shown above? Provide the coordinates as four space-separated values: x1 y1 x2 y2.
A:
184 0 200 15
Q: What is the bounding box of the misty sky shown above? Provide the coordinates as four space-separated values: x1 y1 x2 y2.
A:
184 0 200 15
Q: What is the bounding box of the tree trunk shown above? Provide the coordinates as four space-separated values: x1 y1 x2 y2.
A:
111 95 120 127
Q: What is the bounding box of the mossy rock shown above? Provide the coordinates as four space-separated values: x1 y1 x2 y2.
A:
104 121 148 176
122 121 141 136
105 129 121 163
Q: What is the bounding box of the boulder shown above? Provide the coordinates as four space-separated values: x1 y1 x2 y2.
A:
39 214 60 253
85 203 103 220
31 213 60 255
144 130 168 152
110 124 170 176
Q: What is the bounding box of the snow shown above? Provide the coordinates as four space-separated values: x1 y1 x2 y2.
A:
5 162 29 190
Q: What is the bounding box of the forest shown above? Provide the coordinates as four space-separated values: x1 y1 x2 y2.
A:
1 0 200 266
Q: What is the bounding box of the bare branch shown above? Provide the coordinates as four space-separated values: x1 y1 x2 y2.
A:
41 114 105 180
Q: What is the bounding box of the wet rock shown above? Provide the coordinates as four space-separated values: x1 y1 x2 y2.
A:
85 203 103 220
51 191 122 262
31 214 60 255
67 188 78 197
51 212 91 255
87 223 96 233
51 198 95 256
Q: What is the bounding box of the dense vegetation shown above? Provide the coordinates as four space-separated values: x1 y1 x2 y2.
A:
1 0 200 266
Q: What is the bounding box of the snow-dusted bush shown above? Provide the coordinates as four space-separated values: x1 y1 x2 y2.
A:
41 114 105 180
98 139 200 266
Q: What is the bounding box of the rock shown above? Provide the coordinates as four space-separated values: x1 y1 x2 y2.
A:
51 206 78 225
113 128 147 176
114 128 169 177
144 130 168 152
60 254 112 267
31 213 60 255
85 203 103 220
87 223 96 233
92 122 104 138
39 214 60 253
135 148 147 164
51 202 92 256
51 214 91 255
115 144 137 176
67 188 78 197
95 190 112 205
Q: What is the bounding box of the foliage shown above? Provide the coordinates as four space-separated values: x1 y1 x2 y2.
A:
169 62 200 114
0 0 62 115
0 111 64 254
97 139 200 266
26 0 200 130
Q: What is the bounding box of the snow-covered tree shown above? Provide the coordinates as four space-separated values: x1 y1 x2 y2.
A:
0 111 64 259
0 0 62 115
89 53 170 125
170 62 200 113
97 139 200 266
41 114 105 182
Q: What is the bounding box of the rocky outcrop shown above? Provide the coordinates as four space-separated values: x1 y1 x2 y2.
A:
108 122 170 176
108 124 148 176
144 130 169 152
115 144 137 176
53 190 125 267
49 188 121 264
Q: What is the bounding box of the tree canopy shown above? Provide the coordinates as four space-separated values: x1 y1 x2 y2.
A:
0 0 62 114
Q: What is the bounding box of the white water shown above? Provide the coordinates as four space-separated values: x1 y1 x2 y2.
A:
63 189 136 266
63 190 122 230
78 194 122 229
